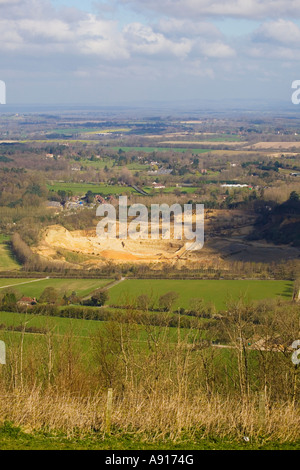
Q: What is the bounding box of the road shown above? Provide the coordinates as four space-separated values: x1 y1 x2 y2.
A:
81 277 126 301
0 277 50 290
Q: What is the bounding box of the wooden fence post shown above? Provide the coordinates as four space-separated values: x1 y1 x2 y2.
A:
105 388 113 435
0 341 6 365
259 391 266 429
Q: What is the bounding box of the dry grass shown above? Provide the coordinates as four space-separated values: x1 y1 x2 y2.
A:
264 183 300 203
248 142 300 150
0 386 298 442
0 312 299 443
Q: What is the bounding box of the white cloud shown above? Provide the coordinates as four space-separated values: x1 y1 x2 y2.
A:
1 8 220 62
254 19 300 45
0 12 129 59
156 18 222 38
199 40 236 58
0 0 56 20
119 0 300 19
123 22 192 58
0 0 21 4
246 19 300 62
248 45 300 61
18 19 73 42
1 0 298 104
76 15 130 59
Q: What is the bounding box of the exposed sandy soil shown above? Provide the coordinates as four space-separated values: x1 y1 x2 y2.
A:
34 225 189 265
246 142 300 150
33 208 300 268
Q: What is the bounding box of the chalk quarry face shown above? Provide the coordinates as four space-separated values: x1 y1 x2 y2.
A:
34 225 204 267
95 198 204 251
34 207 205 267
33 208 300 268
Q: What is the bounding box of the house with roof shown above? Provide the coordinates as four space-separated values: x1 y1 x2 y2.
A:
18 297 37 307
152 182 166 189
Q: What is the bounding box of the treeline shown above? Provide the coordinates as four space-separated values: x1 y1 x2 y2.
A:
10 233 70 272
250 192 300 246
0 323 47 335
11 303 205 330
123 258 299 280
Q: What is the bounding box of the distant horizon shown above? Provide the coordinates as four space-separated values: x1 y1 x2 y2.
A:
0 98 299 116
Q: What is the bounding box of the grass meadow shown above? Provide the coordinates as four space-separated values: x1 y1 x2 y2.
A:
108 279 293 311
0 236 20 272
0 277 292 310
0 278 112 299
47 182 136 196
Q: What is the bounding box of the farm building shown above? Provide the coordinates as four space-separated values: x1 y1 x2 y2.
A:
95 195 106 204
152 183 166 189
46 201 63 212
18 297 37 307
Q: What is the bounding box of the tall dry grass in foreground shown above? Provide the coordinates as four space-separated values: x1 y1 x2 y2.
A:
0 386 299 442
0 310 299 442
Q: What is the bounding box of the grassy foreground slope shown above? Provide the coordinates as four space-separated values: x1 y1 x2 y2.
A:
0 423 299 450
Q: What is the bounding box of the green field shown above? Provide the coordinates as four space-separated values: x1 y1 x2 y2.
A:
1 277 291 311
46 128 131 136
0 278 112 299
0 311 184 345
0 310 107 338
0 423 298 450
0 309 196 365
108 279 293 311
144 185 199 194
110 146 211 154
48 181 201 196
0 236 20 271
84 159 150 171
47 182 136 196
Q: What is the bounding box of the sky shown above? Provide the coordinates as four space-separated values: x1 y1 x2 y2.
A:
1 0 300 107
